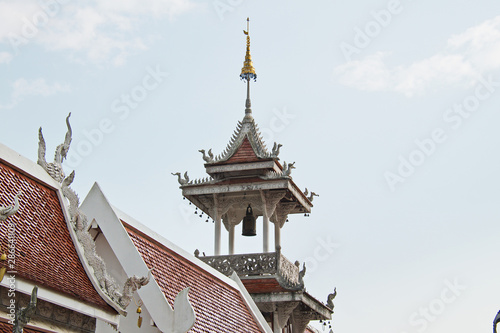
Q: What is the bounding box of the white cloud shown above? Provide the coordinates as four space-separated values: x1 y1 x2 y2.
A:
0 1 39 42
39 5 148 66
97 0 195 19
0 0 196 65
0 52 12 64
0 78 70 109
334 15 500 96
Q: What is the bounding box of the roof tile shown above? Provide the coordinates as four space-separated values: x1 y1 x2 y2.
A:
0 161 112 311
125 224 264 333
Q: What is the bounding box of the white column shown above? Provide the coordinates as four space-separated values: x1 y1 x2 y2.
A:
273 310 281 333
263 212 269 253
260 190 271 253
228 224 235 255
213 194 221 256
274 221 281 251
214 216 221 255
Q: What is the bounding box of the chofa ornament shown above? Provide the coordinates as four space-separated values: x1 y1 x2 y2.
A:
38 112 72 183
37 114 150 313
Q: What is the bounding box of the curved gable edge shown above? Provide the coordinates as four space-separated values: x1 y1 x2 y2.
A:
82 183 271 332
80 182 193 333
230 272 273 333
0 143 120 326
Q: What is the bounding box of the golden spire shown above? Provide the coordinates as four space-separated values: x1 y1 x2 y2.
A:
240 18 257 82
240 18 256 119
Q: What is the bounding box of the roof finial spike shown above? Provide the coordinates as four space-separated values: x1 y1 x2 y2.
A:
240 17 256 122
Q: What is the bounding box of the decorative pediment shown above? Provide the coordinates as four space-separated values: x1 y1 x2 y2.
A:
205 118 281 164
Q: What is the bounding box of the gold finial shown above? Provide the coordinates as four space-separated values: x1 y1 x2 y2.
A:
240 17 256 82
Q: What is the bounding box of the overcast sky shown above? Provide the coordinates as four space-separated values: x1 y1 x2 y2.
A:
2 0 500 332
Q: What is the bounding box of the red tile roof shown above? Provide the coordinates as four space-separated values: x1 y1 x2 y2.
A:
0 161 112 311
241 278 290 294
124 223 264 333
0 321 49 333
225 137 261 164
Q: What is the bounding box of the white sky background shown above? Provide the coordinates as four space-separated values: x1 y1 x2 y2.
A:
1 0 500 332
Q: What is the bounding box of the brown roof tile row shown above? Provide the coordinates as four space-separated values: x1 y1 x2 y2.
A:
125 224 264 333
0 162 112 311
225 138 260 164
0 321 48 333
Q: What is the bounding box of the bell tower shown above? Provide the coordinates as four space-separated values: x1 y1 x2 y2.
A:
173 18 333 333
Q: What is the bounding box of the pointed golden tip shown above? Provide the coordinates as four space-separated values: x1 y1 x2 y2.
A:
240 17 256 81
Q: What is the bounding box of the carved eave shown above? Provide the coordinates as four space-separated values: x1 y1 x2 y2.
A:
181 178 313 218
205 159 280 180
250 291 333 321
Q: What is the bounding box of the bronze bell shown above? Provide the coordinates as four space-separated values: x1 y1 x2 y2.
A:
242 204 256 236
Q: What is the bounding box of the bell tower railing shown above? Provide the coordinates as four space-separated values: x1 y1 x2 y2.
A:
197 249 305 290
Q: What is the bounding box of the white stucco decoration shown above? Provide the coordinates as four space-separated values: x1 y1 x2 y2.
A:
170 287 196 333
81 183 196 333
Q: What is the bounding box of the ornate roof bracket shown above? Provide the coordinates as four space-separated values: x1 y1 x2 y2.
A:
221 195 263 230
290 307 313 333
271 202 297 229
260 190 286 218
189 196 211 219
276 301 300 329
222 211 241 230
217 195 239 216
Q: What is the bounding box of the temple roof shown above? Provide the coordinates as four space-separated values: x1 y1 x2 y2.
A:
0 322 46 333
205 117 278 165
118 217 268 332
0 153 113 312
